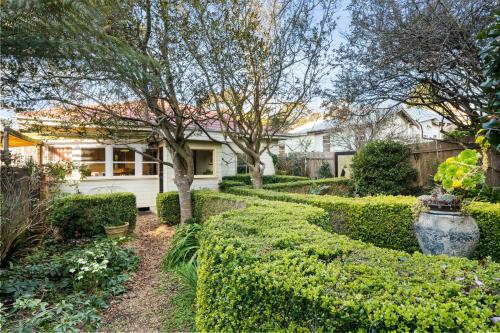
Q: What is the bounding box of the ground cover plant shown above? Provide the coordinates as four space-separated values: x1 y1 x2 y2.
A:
196 199 500 331
162 223 203 332
0 238 138 332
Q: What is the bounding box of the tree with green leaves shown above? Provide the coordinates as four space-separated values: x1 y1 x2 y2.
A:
179 0 337 188
478 10 500 150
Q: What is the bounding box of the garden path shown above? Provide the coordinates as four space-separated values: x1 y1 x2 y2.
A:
100 212 175 332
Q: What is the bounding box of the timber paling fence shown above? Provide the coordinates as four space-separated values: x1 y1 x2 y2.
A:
408 140 499 188
282 140 498 189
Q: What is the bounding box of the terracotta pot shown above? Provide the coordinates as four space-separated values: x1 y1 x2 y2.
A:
415 210 479 258
104 223 129 238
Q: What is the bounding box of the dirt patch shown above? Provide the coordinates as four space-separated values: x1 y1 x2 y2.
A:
100 212 174 333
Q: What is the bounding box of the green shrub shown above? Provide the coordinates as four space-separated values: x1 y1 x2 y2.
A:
351 140 417 195
0 238 138 332
221 174 307 185
263 178 353 196
156 191 180 225
466 202 500 261
228 188 500 260
197 203 500 332
164 223 202 269
47 192 136 239
218 180 247 191
318 161 333 178
229 187 420 252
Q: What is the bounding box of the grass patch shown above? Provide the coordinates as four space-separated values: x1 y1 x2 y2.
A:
159 268 196 332
160 223 200 332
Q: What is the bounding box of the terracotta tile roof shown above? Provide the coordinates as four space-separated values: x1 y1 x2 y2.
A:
17 101 290 139
17 101 226 132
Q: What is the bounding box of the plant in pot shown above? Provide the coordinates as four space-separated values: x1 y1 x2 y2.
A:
415 148 487 258
98 203 130 238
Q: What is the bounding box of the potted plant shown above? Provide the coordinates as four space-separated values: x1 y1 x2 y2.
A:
99 204 129 238
415 148 486 258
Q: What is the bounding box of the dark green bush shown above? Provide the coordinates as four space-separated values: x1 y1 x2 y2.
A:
156 191 181 225
48 192 136 239
318 161 333 178
197 201 500 332
263 178 353 196
351 140 417 195
164 223 202 269
221 174 307 185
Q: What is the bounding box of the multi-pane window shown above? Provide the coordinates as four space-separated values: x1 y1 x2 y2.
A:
113 148 136 176
193 150 214 175
81 148 106 176
48 147 72 162
322 135 331 152
142 148 158 176
236 153 249 174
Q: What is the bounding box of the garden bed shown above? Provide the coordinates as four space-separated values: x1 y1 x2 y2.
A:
0 238 138 332
194 191 500 331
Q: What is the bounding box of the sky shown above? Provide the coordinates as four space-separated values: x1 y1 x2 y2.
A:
0 0 351 126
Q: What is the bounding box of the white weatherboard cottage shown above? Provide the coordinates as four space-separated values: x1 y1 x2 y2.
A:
282 108 455 154
14 112 279 209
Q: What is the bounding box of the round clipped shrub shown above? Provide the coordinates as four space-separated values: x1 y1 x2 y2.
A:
351 140 416 196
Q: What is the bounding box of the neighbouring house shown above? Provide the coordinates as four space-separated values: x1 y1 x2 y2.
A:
6 108 280 209
282 108 455 154
405 108 455 140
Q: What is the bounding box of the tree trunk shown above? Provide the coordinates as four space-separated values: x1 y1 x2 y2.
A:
175 176 193 224
250 162 264 189
171 149 194 224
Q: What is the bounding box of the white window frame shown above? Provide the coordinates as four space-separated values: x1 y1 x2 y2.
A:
193 148 216 178
112 146 137 177
142 147 159 176
80 146 107 177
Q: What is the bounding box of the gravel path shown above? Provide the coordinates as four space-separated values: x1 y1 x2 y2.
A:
100 212 175 333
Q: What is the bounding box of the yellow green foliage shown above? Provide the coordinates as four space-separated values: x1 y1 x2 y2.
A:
228 186 500 260
156 191 181 225
434 149 485 192
229 187 420 252
196 193 500 331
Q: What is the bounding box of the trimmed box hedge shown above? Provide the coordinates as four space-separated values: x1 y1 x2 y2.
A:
222 174 308 185
218 180 248 191
229 187 420 252
156 191 180 225
47 192 136 239
263 177 353 196
465 202 500 261
196 196 500 331
228 187 500 260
